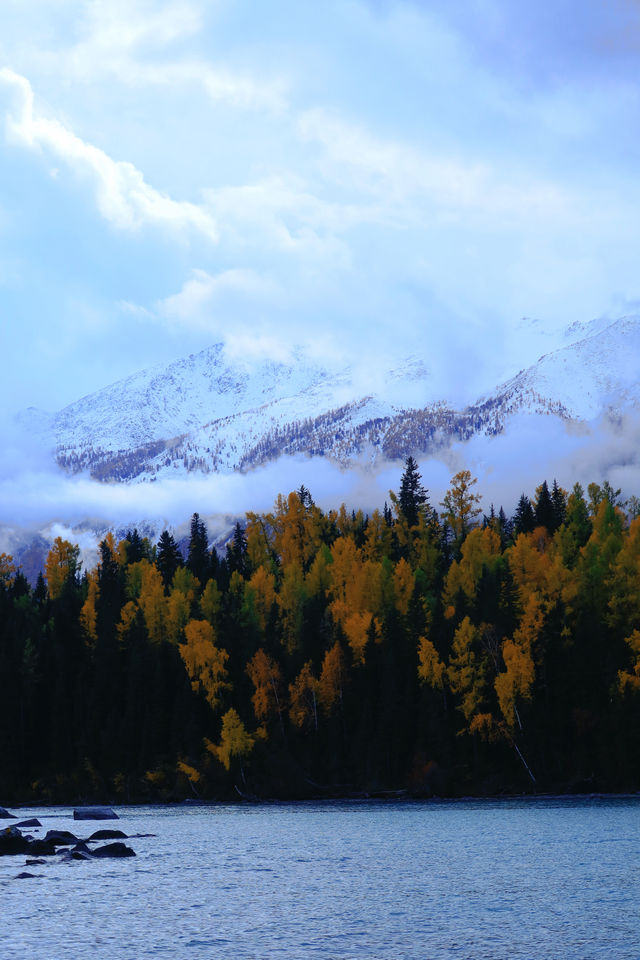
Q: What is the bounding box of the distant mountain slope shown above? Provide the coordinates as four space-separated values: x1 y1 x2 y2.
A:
492 316 640 420
23 314 640 482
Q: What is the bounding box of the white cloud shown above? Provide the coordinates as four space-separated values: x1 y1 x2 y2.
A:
0 67 219 240
68 0 288 112
157 267 278 329
298 107 573 225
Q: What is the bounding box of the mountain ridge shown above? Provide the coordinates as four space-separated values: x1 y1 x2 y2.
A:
21 314 640 483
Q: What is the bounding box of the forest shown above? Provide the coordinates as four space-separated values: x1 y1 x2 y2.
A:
1 461 639 803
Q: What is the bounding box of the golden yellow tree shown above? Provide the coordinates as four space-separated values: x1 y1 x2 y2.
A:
80 569 99 642
289 661 319 730
207 708 255 771
247 566 277 633
0 553 16 586
417 633 446 690
45 537 80 600
318 641 347 715
180 619 230 711
137 562 167 644
494 593 542 730
447 616 488 726
441 470 482 542
247 648 284 728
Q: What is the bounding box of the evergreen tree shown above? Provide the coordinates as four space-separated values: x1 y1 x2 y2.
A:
125 528 145 564
157 531 183 590
534 480 555 531
226 522 248 577
399 456 428 528
513 494 535 536
187 513 210 583
551 479 567 531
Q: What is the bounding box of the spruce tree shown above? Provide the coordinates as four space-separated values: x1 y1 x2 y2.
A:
399 456 428 528
157 531 183 590
513 494 535 536
534 480 555 531
187 513 209 583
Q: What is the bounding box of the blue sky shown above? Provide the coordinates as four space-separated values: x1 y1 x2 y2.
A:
1 0 640 419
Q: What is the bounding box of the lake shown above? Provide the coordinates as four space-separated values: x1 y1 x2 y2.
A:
1 797 638 959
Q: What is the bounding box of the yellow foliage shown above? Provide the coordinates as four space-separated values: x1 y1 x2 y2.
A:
441 470 482 540
180 619 230 711
618 630 640 695
318 641 347 715
45 537 80 600
247 648 283 721
288 661 319 729
0 553 16 586
102 531 126 566
208 708 254 771
80 570 99 642
417 635 446 690
305 547 333 599
494 594 541 729
201 579 221 625
177 759 201 784
393 557 414 616
443 526 502 609
276 562 307 651
166 589 191 643
245 513 276 571
117 600 138 642
247 566 276 631
171 567 200 603
145 769 167 786
448 617 487 724
138 563 167 644
507 528 553 604
343 611 377 664
362 510 393 562
469 712 501 741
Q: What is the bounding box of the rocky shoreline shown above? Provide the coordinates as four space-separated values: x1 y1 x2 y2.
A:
1 806 141 878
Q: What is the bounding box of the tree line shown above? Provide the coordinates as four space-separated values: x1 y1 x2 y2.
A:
1 460 639 803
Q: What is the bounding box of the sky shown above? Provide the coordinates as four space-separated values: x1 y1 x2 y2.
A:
1 0 640 541
2 0 640 419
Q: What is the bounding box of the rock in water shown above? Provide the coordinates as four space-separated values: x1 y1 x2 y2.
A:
14 872 39 879
15 818 42 828
25 839 56 856
73 807 119 821
44 830 79 846
0 808 16 819
0 827 29 855
91 842 136 858
87 829 127 841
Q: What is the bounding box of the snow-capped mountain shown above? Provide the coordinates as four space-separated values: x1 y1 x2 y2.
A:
24 314 640 483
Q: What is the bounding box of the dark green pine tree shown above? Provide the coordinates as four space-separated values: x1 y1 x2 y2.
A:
535 480 555 531
498 506 513 546
125 528 145 564
226 522 248 577
551 479 567 530
399 456 428 528
513 493 535 536
157 531 183 590
187 513 210 584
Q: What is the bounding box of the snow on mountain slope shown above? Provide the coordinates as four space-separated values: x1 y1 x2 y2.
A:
53 344 331 454
492 315 640 421
21 314 640 483
48 345 438 479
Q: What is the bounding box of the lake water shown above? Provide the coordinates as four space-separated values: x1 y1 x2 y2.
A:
1 797 638 959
